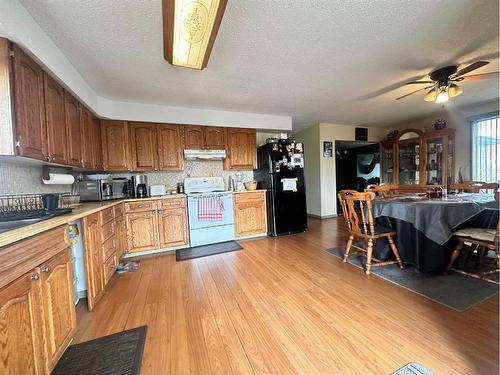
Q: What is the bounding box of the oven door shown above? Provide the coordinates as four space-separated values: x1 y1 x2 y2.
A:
187 192 234 229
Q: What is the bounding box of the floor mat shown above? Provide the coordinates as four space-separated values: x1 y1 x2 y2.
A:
52 326 147 375
176 241 242 261
391 362 435 375
325 246 498 311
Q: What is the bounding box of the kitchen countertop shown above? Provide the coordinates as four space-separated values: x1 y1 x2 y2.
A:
0 194 186 248
233 189 267 194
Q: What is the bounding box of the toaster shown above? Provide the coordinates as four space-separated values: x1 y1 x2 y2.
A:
149 184 166 197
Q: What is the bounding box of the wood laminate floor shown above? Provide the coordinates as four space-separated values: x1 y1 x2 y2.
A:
75 217 499 374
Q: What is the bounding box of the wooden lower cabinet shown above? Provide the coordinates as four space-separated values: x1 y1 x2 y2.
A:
126 211 158 252
0 270 45 375
234 192 267 237
82 213 105 310
158 208 188 247
0 246 75 375
39 249 76 372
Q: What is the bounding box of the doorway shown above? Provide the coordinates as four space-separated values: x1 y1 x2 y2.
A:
335 140 380 213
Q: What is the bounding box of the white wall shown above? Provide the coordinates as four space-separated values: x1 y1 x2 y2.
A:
0 0 292 131
391 100 499 179
319 123 389 217
294 125 321 217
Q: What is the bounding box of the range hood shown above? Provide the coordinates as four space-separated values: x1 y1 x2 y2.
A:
184 149 226 160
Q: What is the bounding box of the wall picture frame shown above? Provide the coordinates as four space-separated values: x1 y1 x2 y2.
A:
355 127 368 141
323 141 333 157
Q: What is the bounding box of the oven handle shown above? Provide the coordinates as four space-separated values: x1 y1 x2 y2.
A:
188 193 233 200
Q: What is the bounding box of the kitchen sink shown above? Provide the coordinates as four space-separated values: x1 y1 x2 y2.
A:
0 208 72 234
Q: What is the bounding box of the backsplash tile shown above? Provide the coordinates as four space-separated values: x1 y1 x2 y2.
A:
0 159 254 196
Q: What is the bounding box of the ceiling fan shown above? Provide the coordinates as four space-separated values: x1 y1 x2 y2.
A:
396 61 499 103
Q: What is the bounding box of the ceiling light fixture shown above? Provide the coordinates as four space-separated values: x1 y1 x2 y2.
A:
424 87 437 102
435 85 449 104
448 83 463 98
162 0 228 70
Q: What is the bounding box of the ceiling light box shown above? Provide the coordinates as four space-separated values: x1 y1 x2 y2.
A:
162 0 228 70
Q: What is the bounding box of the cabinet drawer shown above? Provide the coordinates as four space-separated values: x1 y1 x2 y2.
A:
114 203 124 217
104 253 117 285
234 191 265 203
102 237 116 261
125 200 157 213
101 220 115 242
100 207 114 224
157 197 185 210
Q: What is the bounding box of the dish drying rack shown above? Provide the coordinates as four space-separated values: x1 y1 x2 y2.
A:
0 193 79 215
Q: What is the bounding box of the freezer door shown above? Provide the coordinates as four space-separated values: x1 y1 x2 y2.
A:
269 168 307 236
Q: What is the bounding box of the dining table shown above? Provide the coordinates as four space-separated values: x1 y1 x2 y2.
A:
370 193 499 274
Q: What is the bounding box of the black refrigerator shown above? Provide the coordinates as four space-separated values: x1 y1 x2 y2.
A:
254 139 307 236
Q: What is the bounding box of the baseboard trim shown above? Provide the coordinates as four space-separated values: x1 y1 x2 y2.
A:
308 214 338 220
236 232 267 240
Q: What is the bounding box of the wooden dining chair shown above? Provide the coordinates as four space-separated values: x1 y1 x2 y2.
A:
446 221 499 284
449 181 499 193
338 190 404 274
365 183 399 197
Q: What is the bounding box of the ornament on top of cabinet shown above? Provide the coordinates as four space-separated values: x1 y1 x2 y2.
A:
386 130 399 139
432 119 447 130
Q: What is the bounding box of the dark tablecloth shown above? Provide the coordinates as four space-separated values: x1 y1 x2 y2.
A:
371 194 498 274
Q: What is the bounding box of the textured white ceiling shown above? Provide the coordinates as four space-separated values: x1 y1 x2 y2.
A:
19 0 500 130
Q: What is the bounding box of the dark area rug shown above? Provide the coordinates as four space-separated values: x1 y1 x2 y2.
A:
326 246 498 312
51 326 147 375
391 362 435 375
176 241 242 261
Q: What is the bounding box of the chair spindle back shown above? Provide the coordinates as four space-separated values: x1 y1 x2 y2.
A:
338 190 376 236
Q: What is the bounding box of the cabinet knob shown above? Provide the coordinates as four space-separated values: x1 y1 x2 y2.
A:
31 274 40 280
41 266 50 273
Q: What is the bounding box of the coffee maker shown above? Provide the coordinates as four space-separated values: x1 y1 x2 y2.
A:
132 174 148 198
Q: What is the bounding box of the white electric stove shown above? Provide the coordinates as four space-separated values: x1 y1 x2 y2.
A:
185 177 235 247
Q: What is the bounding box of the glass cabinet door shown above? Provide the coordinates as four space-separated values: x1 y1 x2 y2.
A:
426 138 444 184
381 143 394 183
447 136 454 185
398 141 420 185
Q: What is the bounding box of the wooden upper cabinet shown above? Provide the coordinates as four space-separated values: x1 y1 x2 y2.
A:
205 126 226 149
0 270 45 375
39 249 76 371
80 106 94 169
224 128 257 170
101 120 130 171
157 124 184 170
64 92 83 167
11 44 47 160
184 125 226 150
184 125 205 149
129 122 158 171
43 73 67 164
92 116 103 170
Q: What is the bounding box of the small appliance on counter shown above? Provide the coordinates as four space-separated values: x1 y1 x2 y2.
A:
149 184 166 197
132 174 148 198
74 177 130 202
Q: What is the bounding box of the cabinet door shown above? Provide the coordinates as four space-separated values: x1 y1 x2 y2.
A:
157 124 184 170
82 213 105 311
92 116 103 170
126 211 158 252
129 122 157 171
158 208 188 248
205 126 226 149
80 106 94 169
184 125 205 149
224 128 256 169
101 120 130 171
0 270 45 375
12 45 47 160
235 199 266 237
43 73 67 164
40 249 76 371
64 92 83 167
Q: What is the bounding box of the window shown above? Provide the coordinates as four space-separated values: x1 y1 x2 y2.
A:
471 112 500 183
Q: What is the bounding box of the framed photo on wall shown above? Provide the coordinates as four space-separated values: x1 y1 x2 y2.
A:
355 127 368 141
323 141 333 157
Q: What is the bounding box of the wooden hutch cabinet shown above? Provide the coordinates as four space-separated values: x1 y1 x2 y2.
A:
381 128 455 188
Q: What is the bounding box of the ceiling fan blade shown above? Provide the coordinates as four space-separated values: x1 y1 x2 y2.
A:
396 85 434 100
455 61 489 77
405 81 434 85
456 72 499 81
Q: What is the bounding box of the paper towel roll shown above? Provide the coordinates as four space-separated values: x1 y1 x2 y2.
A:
42 173 75 185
